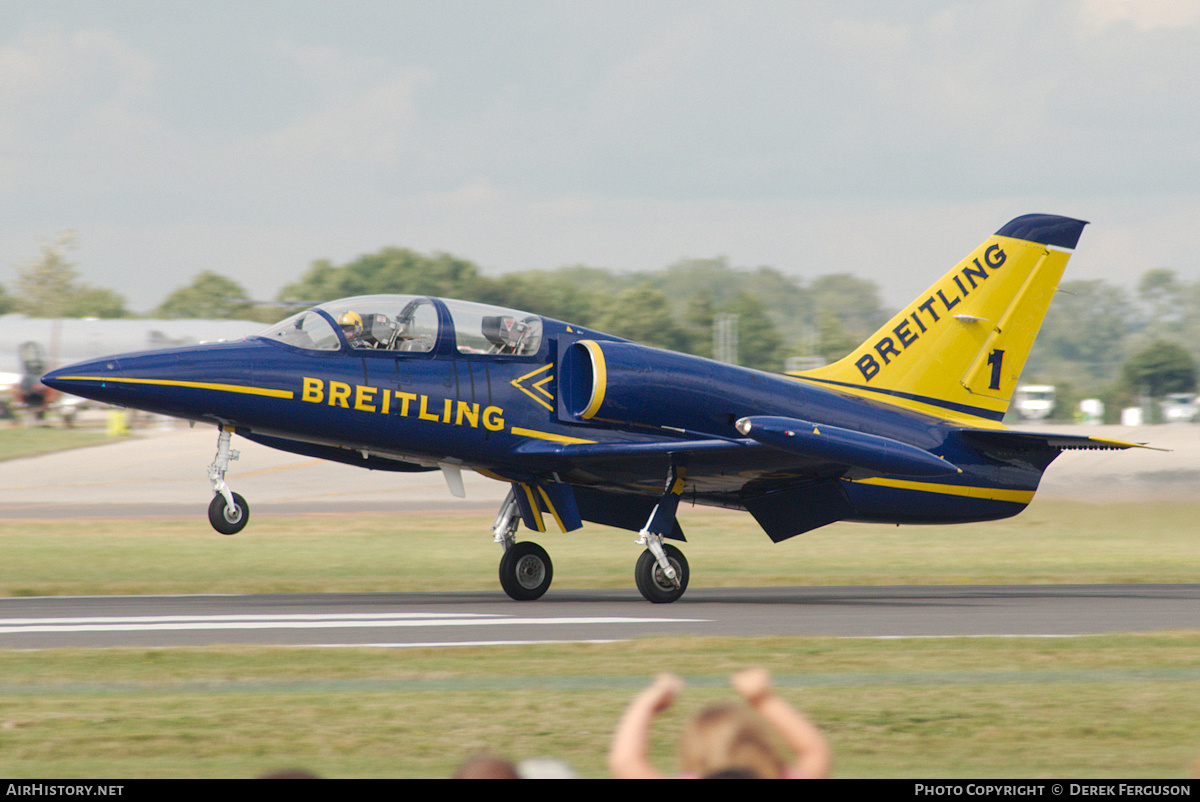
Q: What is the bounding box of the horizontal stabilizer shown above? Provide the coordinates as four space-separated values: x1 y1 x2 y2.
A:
956 429 1166 453
735 416 960 477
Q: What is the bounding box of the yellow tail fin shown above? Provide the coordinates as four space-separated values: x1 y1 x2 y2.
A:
794 214 1087 424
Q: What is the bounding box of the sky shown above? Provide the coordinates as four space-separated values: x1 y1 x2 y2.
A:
2 0 1199 313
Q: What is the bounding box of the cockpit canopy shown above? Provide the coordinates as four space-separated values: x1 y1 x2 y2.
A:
254 295 543 356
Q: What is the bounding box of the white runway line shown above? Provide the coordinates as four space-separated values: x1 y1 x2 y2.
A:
0 612 707 634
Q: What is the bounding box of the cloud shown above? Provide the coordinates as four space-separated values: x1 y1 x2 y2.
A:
251 71 430 168
0 28 159 182
1079 0 1200 32
3 3 1200 311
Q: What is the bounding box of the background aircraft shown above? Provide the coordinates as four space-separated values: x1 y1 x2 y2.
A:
43 214 1145 602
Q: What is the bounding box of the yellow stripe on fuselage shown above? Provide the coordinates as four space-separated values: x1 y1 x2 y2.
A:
785 374 1011 429
53 376 294 400
474 468 512 482
510 427 596 444
849 476 1034 504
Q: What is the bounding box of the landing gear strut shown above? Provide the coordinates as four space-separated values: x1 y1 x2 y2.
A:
207 426 249 535
492 489 553 600
633 465 690 603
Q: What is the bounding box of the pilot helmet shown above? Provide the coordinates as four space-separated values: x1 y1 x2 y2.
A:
338 310 363 340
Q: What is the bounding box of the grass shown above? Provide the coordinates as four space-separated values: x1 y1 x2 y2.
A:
0 426 122 462
1 635 1198 778
1 490 1198 777
1 500 1198 596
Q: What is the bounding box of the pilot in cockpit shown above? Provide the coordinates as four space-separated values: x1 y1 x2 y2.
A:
339 311 367 346
339 310 401 349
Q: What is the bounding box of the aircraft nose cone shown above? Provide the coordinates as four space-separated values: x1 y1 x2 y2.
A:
42 358 122 396
40 341 263 418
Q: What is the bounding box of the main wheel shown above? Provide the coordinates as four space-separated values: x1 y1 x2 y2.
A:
208 492 249 535
499 541 553 601
635 544 689 603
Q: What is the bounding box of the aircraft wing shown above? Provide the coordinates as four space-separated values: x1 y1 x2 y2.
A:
507 433 870 543
513 420 961 494
514 435 828 495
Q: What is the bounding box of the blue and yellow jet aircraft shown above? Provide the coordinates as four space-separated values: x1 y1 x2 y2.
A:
43 214 1144 602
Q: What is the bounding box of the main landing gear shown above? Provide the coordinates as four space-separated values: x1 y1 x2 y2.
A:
207 426 249 535
488 467 692 604
634 541 689 604
492 490 553 600
632 466 689 603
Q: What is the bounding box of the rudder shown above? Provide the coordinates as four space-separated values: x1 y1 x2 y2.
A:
794 214 1087 423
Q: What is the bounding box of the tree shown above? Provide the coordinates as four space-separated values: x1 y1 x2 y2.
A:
14 230 81 318
816 310 859 363
471 266 612 328
155 272 255 319
1137 268 1184 326
278 248 485 303
683 292 714 358
808 273 887 345
13 230 127 318
62 286 129 319
593 283 692 352
722 292 784 372
1120 340 1198 398
1028 280 1131 382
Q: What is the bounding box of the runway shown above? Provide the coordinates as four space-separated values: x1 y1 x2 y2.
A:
2 584 1197 649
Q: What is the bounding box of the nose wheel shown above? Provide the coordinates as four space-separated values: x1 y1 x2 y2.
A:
206 426 249 535
208 491 249 535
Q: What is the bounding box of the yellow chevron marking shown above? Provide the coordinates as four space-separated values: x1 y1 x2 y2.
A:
510 364 555 411
531 374 554 399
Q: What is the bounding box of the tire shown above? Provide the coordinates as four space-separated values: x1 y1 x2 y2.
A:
635 544 689 603
208 492 249 535
499 541 553 601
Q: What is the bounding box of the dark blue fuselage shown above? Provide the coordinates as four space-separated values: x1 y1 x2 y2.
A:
43 297 1058 542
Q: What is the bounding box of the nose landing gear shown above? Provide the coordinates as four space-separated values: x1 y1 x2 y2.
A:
207 426 249 535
